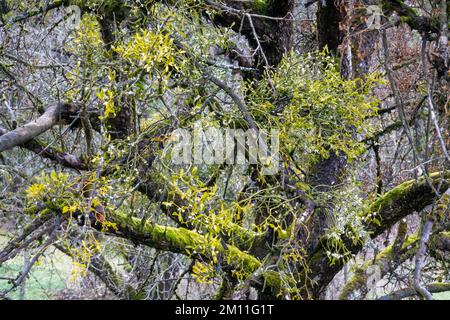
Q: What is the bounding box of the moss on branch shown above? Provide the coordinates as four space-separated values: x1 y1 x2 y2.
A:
108 211 285 292
306 172 449 298
382 0 440 34
366 172 450 237
339 233 419 300
379 282 450 300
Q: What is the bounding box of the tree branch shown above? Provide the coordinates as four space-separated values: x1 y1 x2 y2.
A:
413 219 434 300
0 127 89 171
306 172 450 298
383 0 440 36
25 204 284 295
0 103 81 153
379 282 450 300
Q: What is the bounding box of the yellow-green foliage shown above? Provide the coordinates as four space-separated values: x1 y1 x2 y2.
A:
72 13 104 48
25 171 72 210
246 50 383 166
25 171 113 225
164 167 250 243
64 14 112 116
159 166 309 294
96 85 118 119
114 29 181 79
67 236 102 281
192 261 218 284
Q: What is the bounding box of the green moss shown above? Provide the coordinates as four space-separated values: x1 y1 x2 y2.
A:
262 270 282 289
377 233 419 263
307 246 329 271
440 231 450 239
24 205 51 217
109 212 295 294
402 233 420 247
366 172 450 232
339 232 419 299
213 280 229 300
400 16 412 23
253 0 270 14
110 212 264 277
127 288 146 300
338 270 367 300
24 205 39 215
382 0 419 16
225 223 262 250
262 270 296 295
368 179 415 214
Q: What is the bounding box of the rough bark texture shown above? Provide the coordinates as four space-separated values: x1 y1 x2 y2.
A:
0 103 81 153
317 0 342 53
306 172 450 298
210 0 295 69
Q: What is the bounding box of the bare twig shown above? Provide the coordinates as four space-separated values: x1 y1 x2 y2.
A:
413 219 434 300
